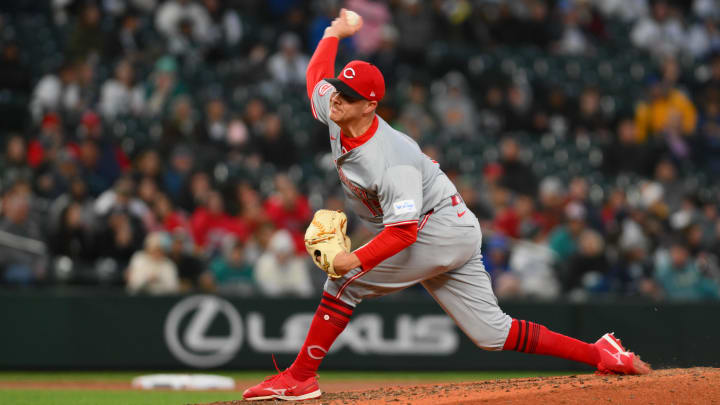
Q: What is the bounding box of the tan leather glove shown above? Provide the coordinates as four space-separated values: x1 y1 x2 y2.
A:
304 210 351 279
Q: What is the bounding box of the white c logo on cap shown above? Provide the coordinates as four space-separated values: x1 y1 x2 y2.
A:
343 67 356 79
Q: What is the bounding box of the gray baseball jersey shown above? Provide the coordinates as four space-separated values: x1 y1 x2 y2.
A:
311 80 512 350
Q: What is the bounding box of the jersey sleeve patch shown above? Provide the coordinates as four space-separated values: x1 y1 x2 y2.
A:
393 199 417 215
319 83 333 96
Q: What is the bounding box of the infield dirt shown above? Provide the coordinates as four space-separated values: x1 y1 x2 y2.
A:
206 367 720 405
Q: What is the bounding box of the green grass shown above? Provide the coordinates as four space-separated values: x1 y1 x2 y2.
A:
0 370 578 405
0 389 242 405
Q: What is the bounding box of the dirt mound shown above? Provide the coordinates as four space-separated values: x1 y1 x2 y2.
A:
211 367 720 405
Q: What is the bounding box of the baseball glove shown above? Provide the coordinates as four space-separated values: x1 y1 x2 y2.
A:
304 209 351 279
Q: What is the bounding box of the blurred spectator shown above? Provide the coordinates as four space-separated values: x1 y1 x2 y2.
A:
504 221 560 300
498 137 537 197
234 182 268 234
0 135 33 189
567 176 603 231
549 201 587 262
67 3 106 60
0 42 31 130
71 60 99 117
268 32 309 86
0 42 31 94
255 113 295 168
133 149 163 185
49 202 95 267
168 230 213 291
635 76 697 144
685 17 720 60
99 60 146 119
536 176 566 235
27 113 67 169
564 229 610 296
603 118 650 176
155 0 211 50
190 190 250 251
163 146 195 200
503 82 534 132
200 98 229 145
108 11 146 61
126 231 180 294
493 190 520 238
77 139 112 196
477 83 506 136
483 234 510 279
255 229 313 297
94 176 147 220
95 210 143 277
630 0 685 59
161 95 200 155
145 56 186 118
654 240 720 300
532 85 571 135
30 62 79 122
152 192 189 234
264 174 311 254
48 178 95 235
346 0 391 56
432 72 477 138
396 81 435 142
654 159 686 212
572 87 612 138
211 237 255 296
612 224 658 298
179 170 212 212
394 0 435 64
368 24 398 82
202 0 243 59
555 3 590 55
0 181 47 284
243 97 267 135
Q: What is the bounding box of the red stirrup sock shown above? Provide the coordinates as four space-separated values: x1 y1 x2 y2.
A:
289 292 354 381
503 319 600 367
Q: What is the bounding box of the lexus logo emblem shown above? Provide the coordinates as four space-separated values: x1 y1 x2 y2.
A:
343 67 356 79
164 295 242 368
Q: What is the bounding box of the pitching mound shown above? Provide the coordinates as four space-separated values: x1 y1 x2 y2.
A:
207 367 720 405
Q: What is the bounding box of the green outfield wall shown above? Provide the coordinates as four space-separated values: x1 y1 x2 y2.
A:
0 292 717 370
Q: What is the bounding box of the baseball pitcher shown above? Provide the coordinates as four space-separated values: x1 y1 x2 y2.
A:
243 9 650 401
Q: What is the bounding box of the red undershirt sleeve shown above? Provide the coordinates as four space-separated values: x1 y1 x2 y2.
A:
354 222 418 271
306 36 339 100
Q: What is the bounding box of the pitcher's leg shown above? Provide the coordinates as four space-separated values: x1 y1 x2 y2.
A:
423 249 650 374
421 251 512 350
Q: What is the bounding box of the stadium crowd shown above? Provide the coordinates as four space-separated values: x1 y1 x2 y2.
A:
0 0 719 301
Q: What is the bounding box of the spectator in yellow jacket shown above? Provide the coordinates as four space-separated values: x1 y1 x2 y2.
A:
635 79 697 142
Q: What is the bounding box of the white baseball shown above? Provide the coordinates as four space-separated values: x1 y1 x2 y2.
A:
345 10 360 26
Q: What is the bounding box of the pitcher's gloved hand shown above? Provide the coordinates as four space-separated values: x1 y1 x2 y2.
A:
304 210 352 279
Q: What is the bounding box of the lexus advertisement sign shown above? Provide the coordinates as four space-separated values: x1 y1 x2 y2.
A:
3 292 678 370
163 295 459 368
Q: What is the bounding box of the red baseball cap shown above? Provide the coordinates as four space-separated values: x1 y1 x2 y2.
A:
325 60 385 102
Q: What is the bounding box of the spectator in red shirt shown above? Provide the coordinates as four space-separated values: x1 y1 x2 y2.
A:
152 192 190 235
263 174 311 254
191 190 250 252
234 181 268 234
